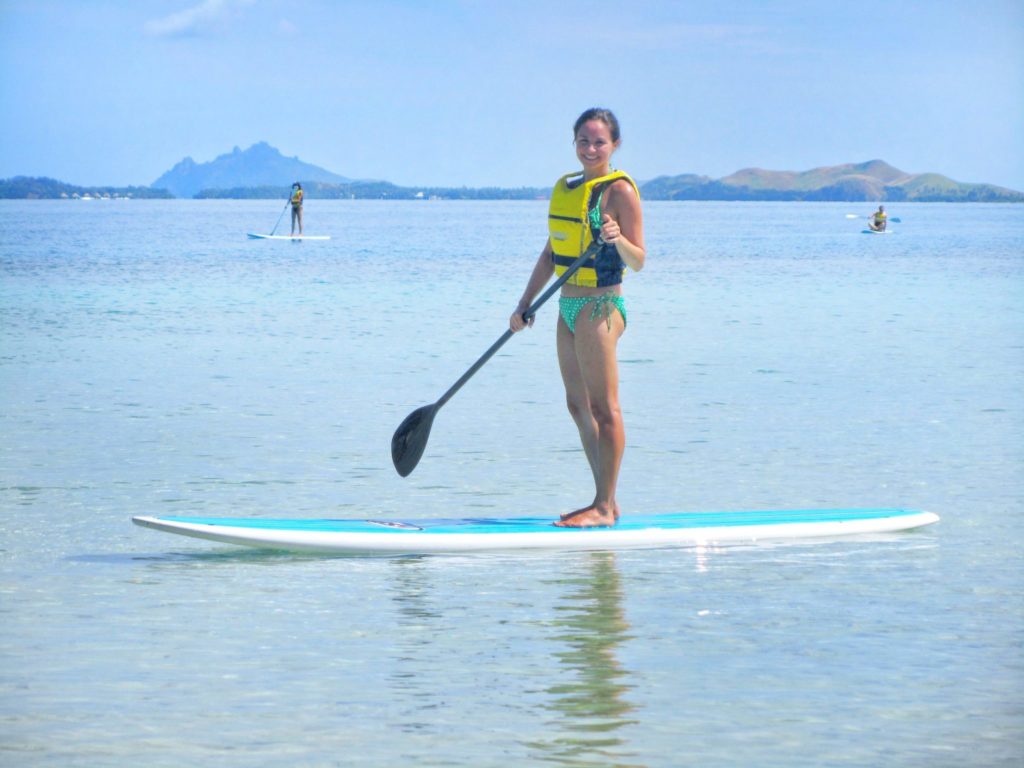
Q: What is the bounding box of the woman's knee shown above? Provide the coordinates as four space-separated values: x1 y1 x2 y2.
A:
565 394 591 424
589 399 621 430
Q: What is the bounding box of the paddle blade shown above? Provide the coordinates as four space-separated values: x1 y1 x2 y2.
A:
391 404 438 477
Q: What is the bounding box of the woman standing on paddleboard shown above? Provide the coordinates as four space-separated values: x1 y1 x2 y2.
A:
290 182 304 236
509 108 646 528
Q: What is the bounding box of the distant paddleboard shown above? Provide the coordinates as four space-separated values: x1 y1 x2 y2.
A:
247 233 331 240
132 508 939 555
862 228 891 235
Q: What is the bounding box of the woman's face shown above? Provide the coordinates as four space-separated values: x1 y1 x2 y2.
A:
574 119 618 174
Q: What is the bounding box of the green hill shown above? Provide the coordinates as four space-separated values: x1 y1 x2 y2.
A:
0 176 171 199
643 160 1023 202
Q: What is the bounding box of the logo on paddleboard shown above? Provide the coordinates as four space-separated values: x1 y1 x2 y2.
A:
366 520 423 530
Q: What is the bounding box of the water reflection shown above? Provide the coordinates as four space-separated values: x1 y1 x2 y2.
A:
529 552 643 767
379 553 643 764
385 557 445 735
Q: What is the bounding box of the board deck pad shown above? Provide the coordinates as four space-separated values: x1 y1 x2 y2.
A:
133 508 939 555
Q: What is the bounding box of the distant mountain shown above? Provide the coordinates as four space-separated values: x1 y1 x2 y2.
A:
152 142 348 198
641 160 1024 202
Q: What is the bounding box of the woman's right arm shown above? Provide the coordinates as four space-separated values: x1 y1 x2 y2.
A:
510 240 554 332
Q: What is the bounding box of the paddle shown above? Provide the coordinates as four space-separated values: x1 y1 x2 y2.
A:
846 213 901 223
269 197 291 235
391 245 598 476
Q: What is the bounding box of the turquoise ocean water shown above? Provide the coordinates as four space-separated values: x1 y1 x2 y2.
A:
1 199 1022 766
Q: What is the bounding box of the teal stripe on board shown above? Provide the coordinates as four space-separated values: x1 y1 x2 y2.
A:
157 508 919 535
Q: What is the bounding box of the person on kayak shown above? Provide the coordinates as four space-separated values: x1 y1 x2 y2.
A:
509 108 646 528
869 205 887 232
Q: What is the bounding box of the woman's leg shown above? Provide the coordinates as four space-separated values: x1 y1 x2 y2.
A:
557 315 600 487
555 304 625 527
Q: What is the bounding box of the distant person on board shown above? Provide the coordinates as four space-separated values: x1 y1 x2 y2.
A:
509 108 646 528
869 205 887 231
290 182 304 236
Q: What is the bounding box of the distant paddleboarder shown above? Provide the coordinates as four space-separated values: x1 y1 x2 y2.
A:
869 205 887 232
290 182 304 236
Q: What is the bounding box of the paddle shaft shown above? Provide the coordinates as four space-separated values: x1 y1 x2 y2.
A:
269 197 291 235
435 247 595 410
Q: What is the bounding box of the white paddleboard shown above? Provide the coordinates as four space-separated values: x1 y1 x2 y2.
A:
862 228 891 235
247 233 331 240
132 508 939 555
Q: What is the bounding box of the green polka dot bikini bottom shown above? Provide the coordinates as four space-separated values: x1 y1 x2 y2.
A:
558 293 627 334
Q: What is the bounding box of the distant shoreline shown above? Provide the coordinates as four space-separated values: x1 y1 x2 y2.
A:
9 146 1022 202
2 171 1022 203
5 194 1024 205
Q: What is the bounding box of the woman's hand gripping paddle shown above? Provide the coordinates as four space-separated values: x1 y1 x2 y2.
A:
391 246 597 476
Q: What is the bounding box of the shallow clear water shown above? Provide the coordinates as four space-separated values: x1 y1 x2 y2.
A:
1 199 1022 766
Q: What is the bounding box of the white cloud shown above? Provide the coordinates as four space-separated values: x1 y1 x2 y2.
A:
144 0 255 38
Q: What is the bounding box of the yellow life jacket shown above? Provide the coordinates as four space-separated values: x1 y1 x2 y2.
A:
291 188 303 206
873 210 886 224
548 170 639 288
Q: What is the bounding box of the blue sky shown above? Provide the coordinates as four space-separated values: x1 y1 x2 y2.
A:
1 0 1022 190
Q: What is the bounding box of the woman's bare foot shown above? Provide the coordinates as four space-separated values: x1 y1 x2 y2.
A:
560 502 620 521
554 504 617 528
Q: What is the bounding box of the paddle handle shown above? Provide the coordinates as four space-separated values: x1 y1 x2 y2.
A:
435 248 594 409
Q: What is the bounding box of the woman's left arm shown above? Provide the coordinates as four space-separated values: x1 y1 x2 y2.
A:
600 180 645 272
